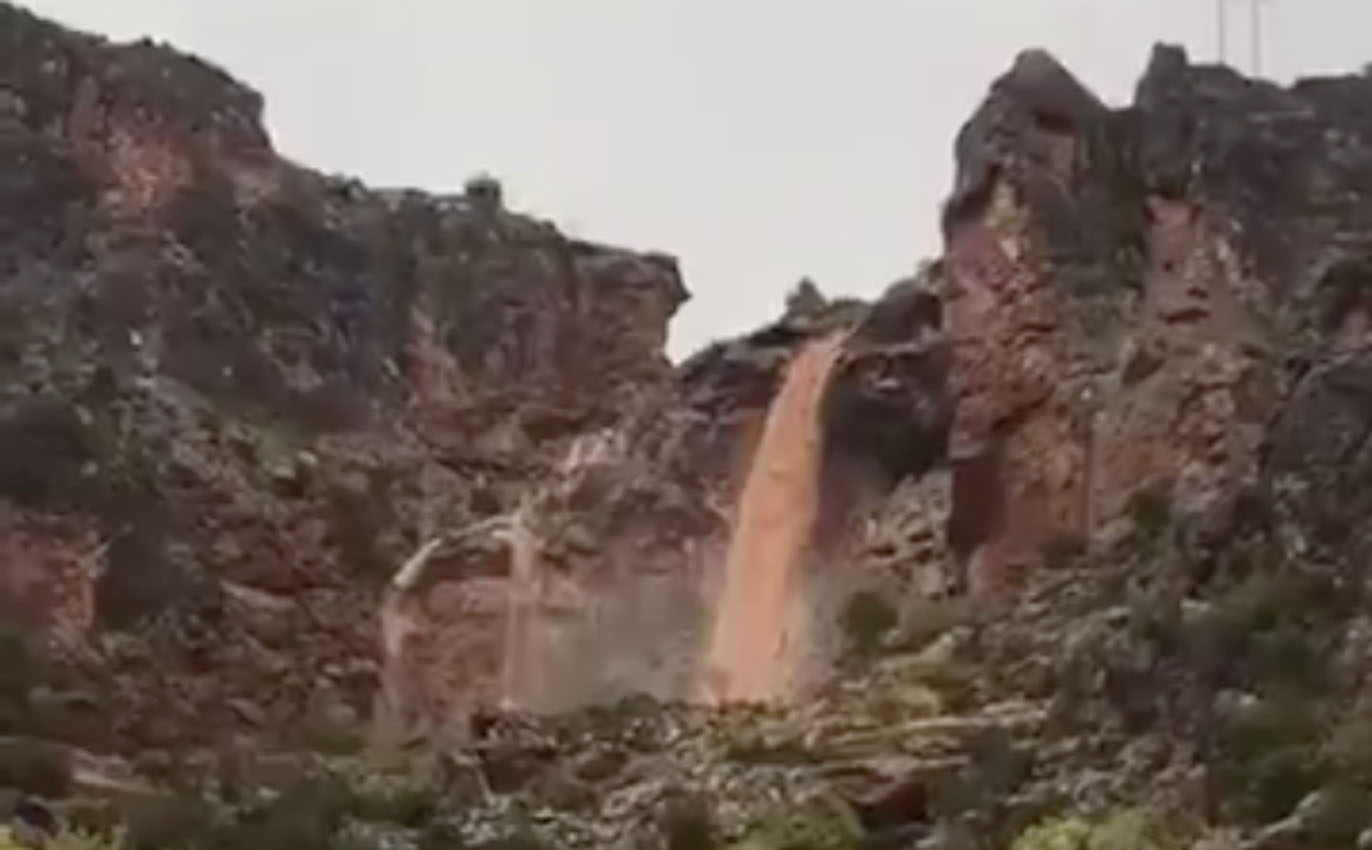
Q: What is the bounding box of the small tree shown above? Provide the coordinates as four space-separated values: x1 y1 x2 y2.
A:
464 172 504 214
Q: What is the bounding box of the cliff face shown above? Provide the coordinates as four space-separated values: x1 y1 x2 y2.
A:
0 2 689 753
0 3 952 753
940 45 1372 594
438 44 1372 844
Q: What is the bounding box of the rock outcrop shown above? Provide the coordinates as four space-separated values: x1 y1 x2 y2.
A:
0 1 689 754
939 45 1372 595
0 1 951 756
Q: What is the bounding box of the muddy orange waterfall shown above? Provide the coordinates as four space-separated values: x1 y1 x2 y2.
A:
500 506 539 708
700 332 845 703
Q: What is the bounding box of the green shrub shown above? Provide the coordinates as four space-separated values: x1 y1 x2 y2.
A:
1126 489 1171 550
1212 572 1292 636
1303 784 1372 846
203 775 355 850
1212 695 1324 824
894 596 977 654
347 772 440 827
0 628 37 732
839 590 897 656
47 827 128 850
658 791 715 850
293 689 365 756
1010 809 1175 850
742 798 861 850
0 738 72 796
1324 695 1372 785
1088 809 1173 850
1182 570 1334 701
1010 816 1092 850
474 828 553 850
0 825 126 850
120 791 219 850
1248 626 1323 691
417 821 468 850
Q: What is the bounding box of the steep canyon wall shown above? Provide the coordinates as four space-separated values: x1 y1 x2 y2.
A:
9 1 1372 768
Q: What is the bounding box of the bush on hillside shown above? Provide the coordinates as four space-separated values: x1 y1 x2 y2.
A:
742 797 861 850
0 627 37 732
658 791 716 850
1010 809 1178 850
0 825 125 850
1126 489 1172 555
839 590 897 657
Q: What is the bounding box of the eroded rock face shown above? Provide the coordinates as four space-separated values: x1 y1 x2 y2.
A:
939 44 1372 592
11 0 1372 782
0 3 687 752
0 1 958 747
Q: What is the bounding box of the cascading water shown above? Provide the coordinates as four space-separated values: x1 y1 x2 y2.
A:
699 333 845 704
371 535 445 757
499 505 539 708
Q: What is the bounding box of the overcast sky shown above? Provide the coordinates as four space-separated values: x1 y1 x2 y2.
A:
19 1 1372 358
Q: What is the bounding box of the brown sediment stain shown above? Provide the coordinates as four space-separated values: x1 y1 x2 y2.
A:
499 506 539 708
699 333 846 704
0 505 103 657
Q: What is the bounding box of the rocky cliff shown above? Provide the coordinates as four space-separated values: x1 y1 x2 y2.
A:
0 0 693 755
939 45 1368 596
9 3 1372 849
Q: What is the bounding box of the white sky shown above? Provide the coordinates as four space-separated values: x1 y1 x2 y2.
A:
19 1 1372 358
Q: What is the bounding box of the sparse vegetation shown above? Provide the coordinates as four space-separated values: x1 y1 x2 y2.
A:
659 791 716 850
346 770 442 828
721 724 818 767
1210 694 1322 824
1009 815 1093 850
0 738 72 796
112 765 452 850
0 627 36 732
295 695 366 757
1010 809 1177 850
895 595 978 652
0 825 127 850
839 589 898 656
204 775 356 850
1325 694 1372 786
46 827 128 850
1126 488 1172 551
1302 783 1372 846
476 831 553 850
741 798 861 850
